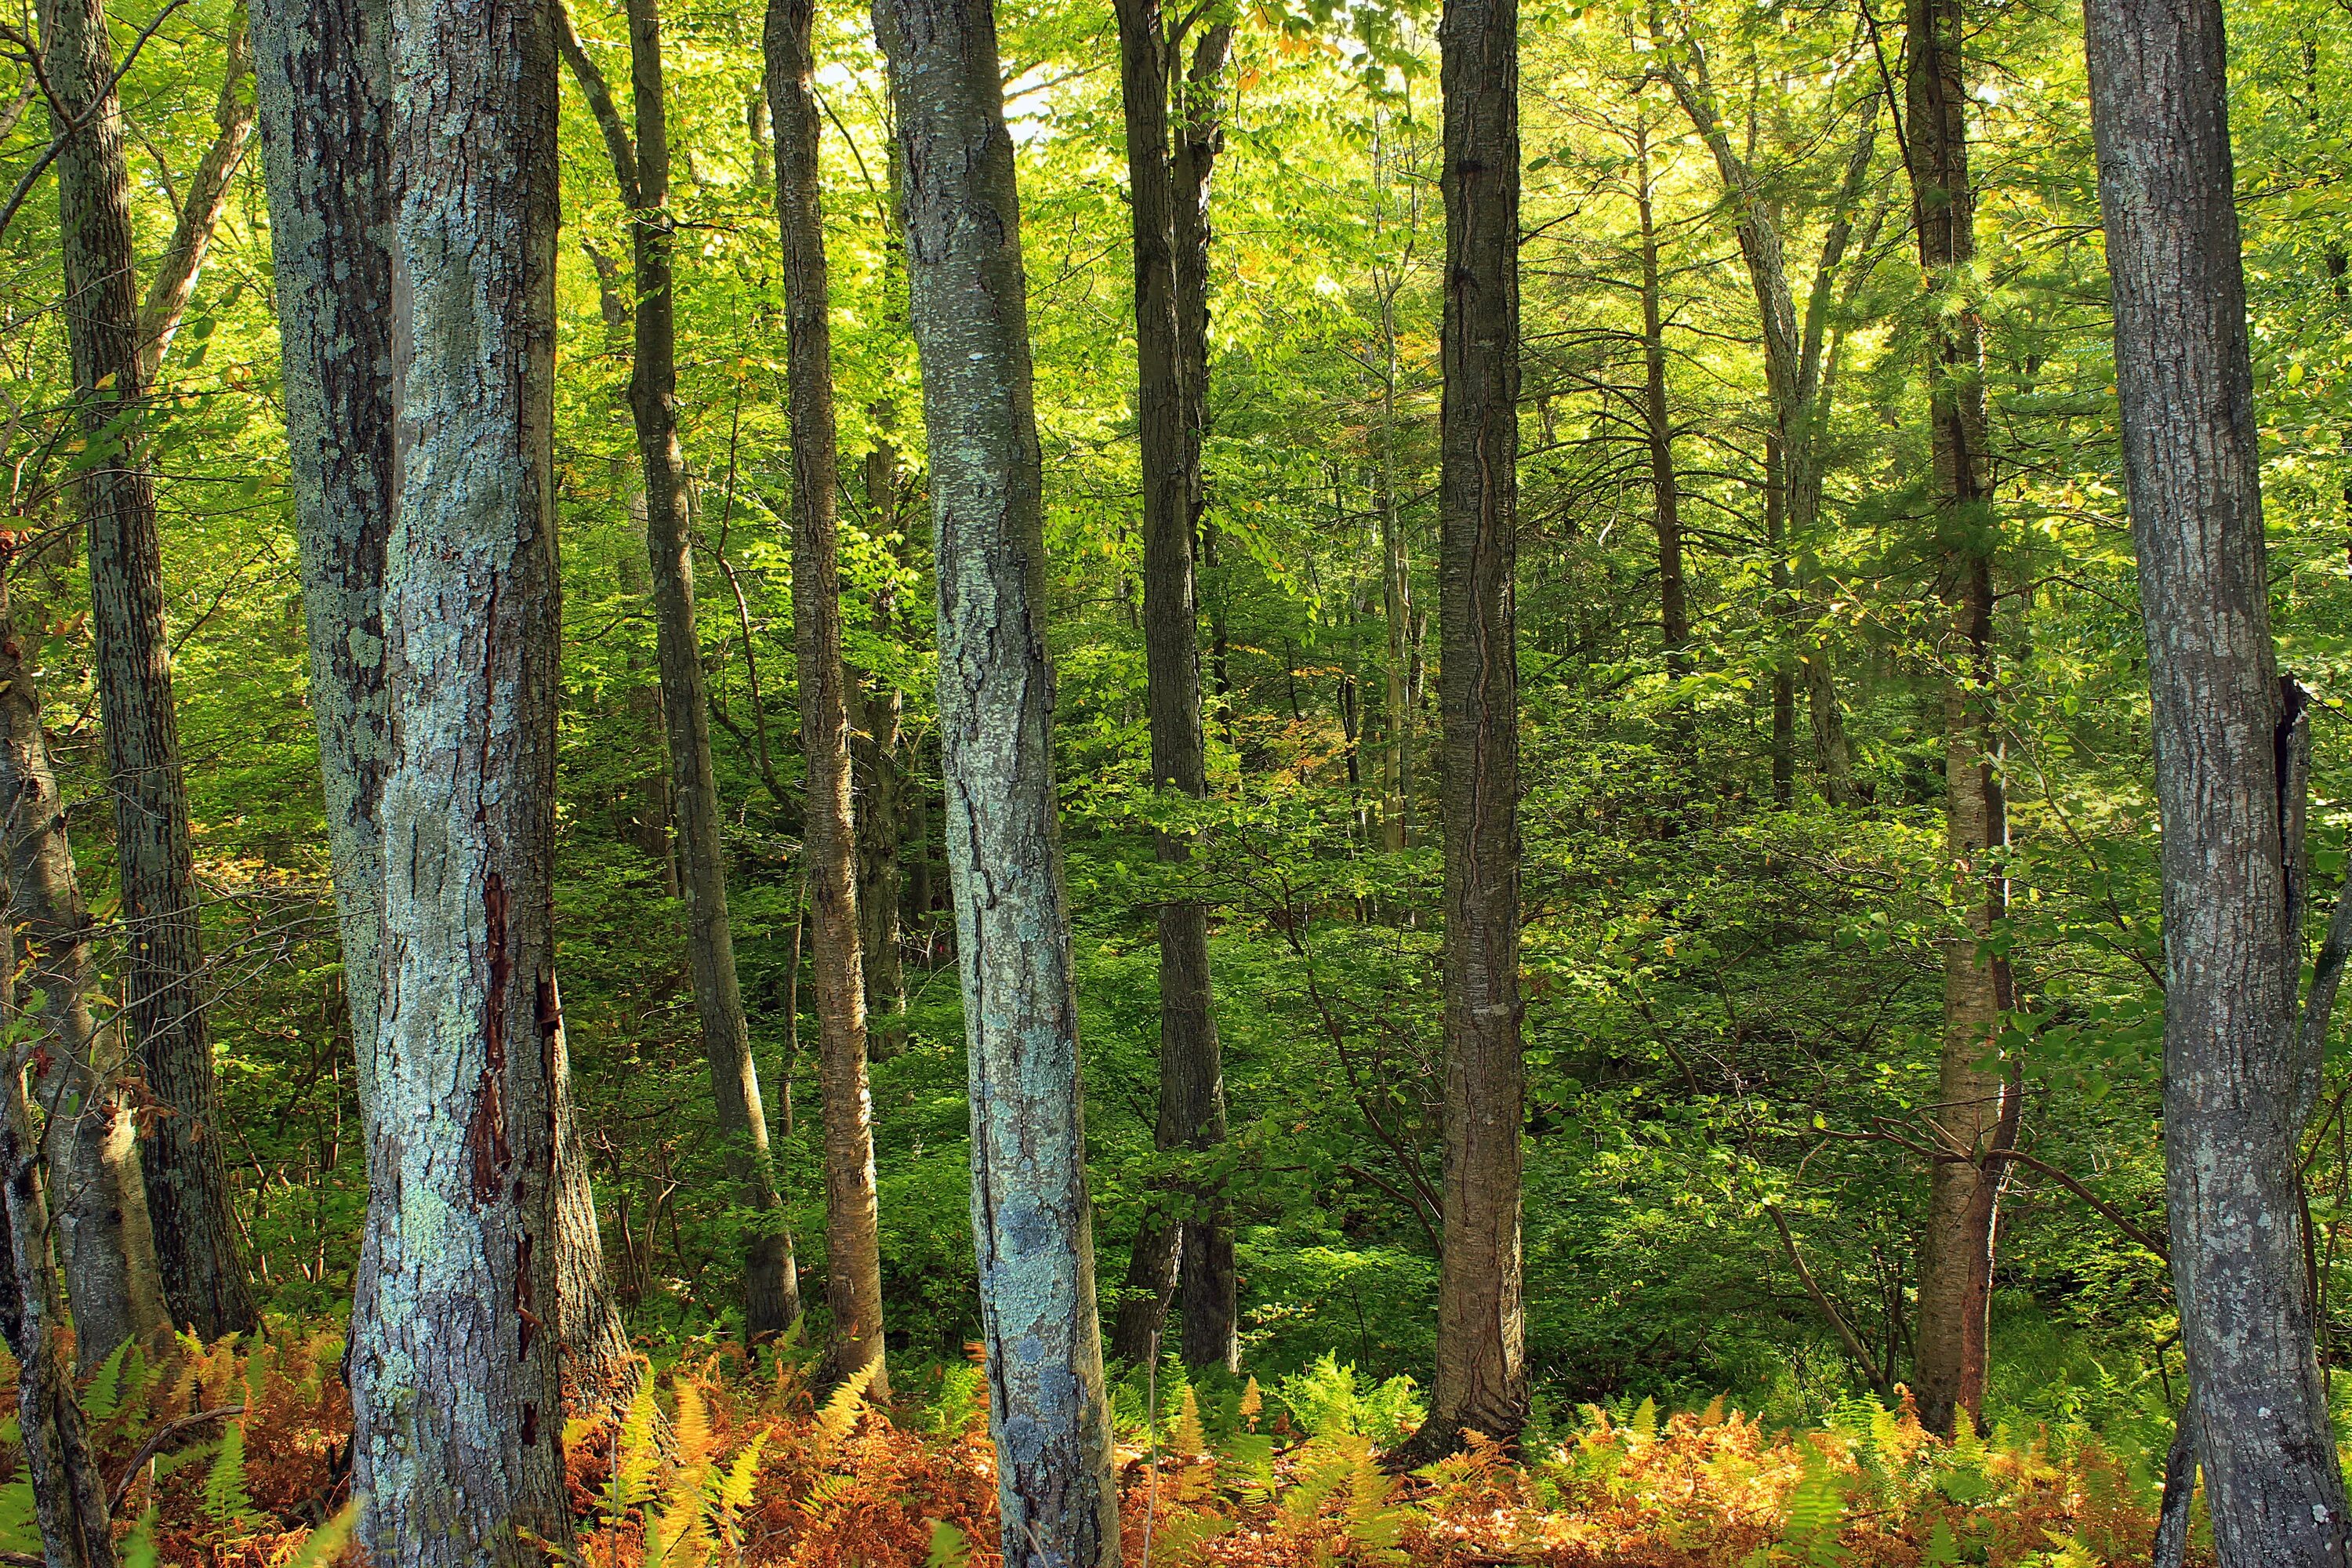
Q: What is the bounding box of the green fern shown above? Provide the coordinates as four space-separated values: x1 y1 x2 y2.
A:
602 1374 662 1532
1777 1455 1850 1567
201 1418 260 1535
1629 1396 1659 1441
0 1479 39 1555
1341 1432 1412 1564
924 1519 971 1568
82 1338 132 1419
280 1502 360 1568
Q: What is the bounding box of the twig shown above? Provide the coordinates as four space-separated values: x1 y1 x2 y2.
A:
109 1402 245 1512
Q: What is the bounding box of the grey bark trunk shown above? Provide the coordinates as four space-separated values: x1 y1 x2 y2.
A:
42 0 257 1344
264 0 635 1408
1900 0 2014 1437
2085 0 2352 1560
0 565 167 1373
1414 0 1527 1459
876 0 1120 1552
350 0 577 1552
0 1007 117 1568
561 0 801 1342
136 18 256 382
767 0 887 1392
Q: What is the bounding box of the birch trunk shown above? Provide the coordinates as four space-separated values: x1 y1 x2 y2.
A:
136 19 256 381
877 0 1118 1548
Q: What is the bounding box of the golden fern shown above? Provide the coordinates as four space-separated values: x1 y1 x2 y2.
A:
810 1361 880 1465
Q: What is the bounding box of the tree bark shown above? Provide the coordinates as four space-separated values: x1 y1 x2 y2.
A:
136 17 255 381
0 1014 116 1568
1110 0 1232 1377
0 564 167 1373
2085 0 2352 1560
877 0 1120 1552
351 0 577 1551
266 0 633 1410
42 0 257 1344
1900 0 2014 1438
1412 0 1527 1460
768 0 887 1393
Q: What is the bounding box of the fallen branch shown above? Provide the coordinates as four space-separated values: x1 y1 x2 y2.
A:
109 1402 245 1512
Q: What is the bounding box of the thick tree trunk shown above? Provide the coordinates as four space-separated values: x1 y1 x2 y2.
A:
0 567 168 1371
561 0 802 1341
1413 0 1526 1460
351 0 577 1552
42 0 256 1344
0 1021 116 1568
2085 1 2352 1561
768 0 887 1393
877 0 1120 1552
1634 121 1690 682
136 19 256 381
1111 0 1231 1377
1901 0 2015 1437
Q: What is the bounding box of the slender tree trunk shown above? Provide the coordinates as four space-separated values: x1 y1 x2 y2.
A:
877 0 1119 1551
0 1015 116 1568
2086 1 2352 1560
267 0 634 1410
1634 122 1690 681
0 566 167 1371
768 0 887 1393
1765 436 1795 804
42 0 256 1344
1111 0 1230 1376
560 0 802 1340
352 0 576 1551
136 18 256 381
1901 0 2014 1437
1411 0 1526 1461
1170 12 1236 1377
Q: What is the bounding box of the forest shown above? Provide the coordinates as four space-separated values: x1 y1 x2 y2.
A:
0 0 2343 1555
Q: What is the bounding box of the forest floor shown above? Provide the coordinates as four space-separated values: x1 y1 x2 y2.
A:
31 1325 2182 1566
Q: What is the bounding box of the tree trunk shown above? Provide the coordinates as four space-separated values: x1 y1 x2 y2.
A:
0 564 168 1372
352 0 576 1552
1901 0 2015 1438
2085 1 2352 1560
136 18 256 381
42 0 257 1344
1634 118 1690 683
877 0 1120 1552
267 0 634 1410
1112 0 1232 1377
1412 0 1526 1461
559 0 802 1341
1170 16 1237 1371
0 566 168 1373
0 1014 116 1568
768 0 887 1394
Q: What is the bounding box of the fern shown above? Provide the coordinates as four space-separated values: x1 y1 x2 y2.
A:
201 1418 260 1535
924 1519 971 1568
1630 1396 1660 1441
1172 1382 1209 1458
810 1360 880 1465
925 1359 985 1436
1777 1454 1850 1567
603 1374 663 1532
706 1429 768 1549
280 1501 361 1568
1342 1432 1412 1564
83 1338 132 1419
0 1479 38 1555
